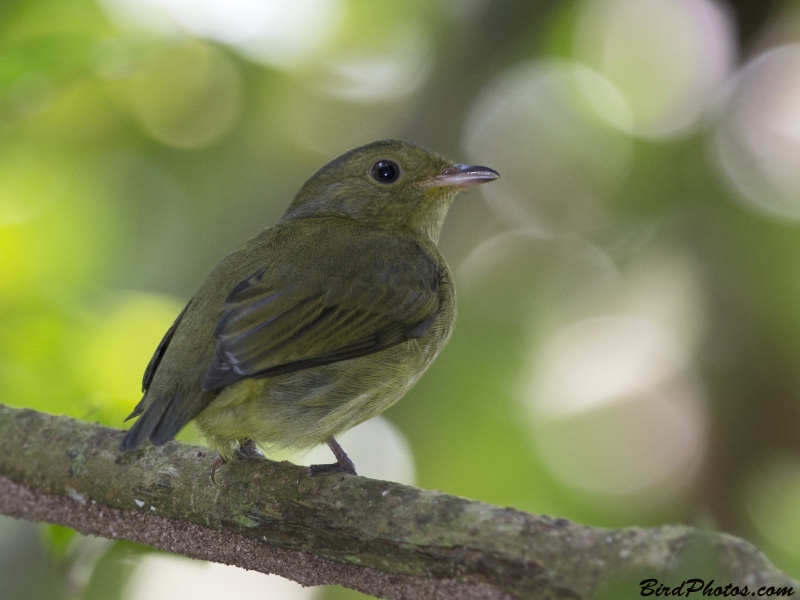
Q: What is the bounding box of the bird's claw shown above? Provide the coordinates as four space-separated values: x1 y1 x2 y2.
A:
210 455 226 485
210 439 263 485
296 467 312 491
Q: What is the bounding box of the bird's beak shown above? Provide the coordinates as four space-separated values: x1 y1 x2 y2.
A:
429 164 500 188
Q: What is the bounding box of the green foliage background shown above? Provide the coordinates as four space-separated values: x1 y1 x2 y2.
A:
2 0 800 598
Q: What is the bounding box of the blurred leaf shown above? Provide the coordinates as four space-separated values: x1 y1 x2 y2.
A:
40 524 76 558
0 34 95 89
82 541 152 600
321 585 376 600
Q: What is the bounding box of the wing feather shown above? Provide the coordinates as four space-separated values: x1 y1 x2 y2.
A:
201 244 441 392
124 300 192 423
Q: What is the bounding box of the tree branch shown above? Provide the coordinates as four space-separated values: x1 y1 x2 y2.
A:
0 404 795 599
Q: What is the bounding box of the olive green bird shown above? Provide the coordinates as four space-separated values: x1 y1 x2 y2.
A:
120 139 499 479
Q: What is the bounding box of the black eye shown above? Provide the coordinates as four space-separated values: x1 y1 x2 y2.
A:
370 160 401 184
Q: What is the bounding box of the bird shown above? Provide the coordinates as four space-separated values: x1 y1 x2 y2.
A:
119 139 499 481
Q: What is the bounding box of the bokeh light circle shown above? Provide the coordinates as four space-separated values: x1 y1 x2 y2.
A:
458 230 618 324
522 316 706 505
100 0 343 67
574 0 736 138
125 554 316 600
463 59 633 233
120 41 242 149
714 44 800 221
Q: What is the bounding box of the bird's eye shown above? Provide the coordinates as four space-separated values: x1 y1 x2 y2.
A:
370 160 401 184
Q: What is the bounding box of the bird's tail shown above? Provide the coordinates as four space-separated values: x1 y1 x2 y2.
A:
119 389 213 451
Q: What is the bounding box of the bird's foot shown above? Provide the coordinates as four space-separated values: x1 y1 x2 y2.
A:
210 439 263 485
307 461 357 476
296 437 357 489
234 438 263 460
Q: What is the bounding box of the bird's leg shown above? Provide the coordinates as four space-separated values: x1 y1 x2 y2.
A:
210 438 263 485
322 437 357 475
297 437 357 488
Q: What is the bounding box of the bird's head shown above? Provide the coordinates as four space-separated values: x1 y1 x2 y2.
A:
282 139 499 242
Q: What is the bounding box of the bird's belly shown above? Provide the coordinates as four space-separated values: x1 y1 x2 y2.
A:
194 336 442 455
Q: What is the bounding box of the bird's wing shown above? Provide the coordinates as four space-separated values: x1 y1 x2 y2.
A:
143 301 192 393
124 300 192 422
201 233 442 392
120 223 443 452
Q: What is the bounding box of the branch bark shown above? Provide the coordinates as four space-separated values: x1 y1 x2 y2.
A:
0 404 795 599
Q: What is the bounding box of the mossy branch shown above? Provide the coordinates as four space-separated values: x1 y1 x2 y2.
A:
0 404 795 599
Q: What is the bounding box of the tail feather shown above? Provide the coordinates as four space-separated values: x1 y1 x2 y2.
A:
119 393 181 451
150 394 192 446
119 389 214 451
120 409 159 452
124 397 146 422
